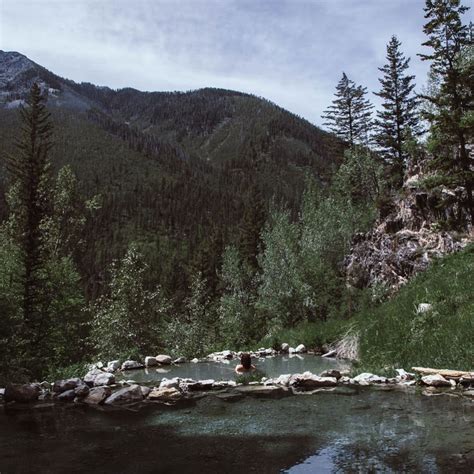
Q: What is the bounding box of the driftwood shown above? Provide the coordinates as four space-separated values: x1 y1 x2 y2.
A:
412 367 474 381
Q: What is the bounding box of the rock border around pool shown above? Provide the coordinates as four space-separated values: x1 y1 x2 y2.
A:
2 366 474 407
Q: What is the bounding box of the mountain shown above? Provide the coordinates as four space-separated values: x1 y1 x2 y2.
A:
0 50 344 298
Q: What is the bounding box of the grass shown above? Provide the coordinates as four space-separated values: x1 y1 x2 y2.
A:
355 244 474 372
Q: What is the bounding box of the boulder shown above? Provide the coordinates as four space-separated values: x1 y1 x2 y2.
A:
173 357 186 364
352 373 387 385
4 384 41 403
395 368 415 381
281 343 290 353
295 344 307 353
104 385 144 405
416 303 433 314
56 389 76 402
319 369 342 380
140 386 151 398
159 378 181 390
93 372 115 387
84 368 104 385
83 386 111 405
121 360 144 371
291 372 338 388
273 374 293 387
421 374 452 387
148 387 183 402
106 360 120 372
52 378 83 393
145 356 158 367
74 384 90 398
156 355 172 365
191 358 200 363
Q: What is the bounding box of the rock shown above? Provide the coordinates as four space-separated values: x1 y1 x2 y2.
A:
52 378 82 393
395 368 415 381
235 385 288 398
462 390 474 398
421 374 452 387
416 303 433 314
173 357 186 364
74 384 90 398
121 360 144 371
191 358 199 363
0 388 5 398
212 380 236 389
83 386 111 405
281 343 290 353
106 360 120 372
145 356 158 367
5 384 41 403
288 347 296 354
39 381 50 390
159 378 181 390
93 372 115 387
352 373 387 385
84 368 104 385
295 344 306 353
56 389 76 402
222 350 234 359
104 385 144 405
156 355 172 365
272 374 293 387
320 369 342 380
291 372 338 388
148 387 183 402
140 386 151 398
194 379 215 390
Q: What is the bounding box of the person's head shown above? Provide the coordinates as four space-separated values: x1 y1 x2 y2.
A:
240 353 251 370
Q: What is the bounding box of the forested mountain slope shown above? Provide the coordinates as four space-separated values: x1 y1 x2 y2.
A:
0 50 343 297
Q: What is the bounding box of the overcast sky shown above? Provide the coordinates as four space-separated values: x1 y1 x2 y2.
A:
0 0 472 127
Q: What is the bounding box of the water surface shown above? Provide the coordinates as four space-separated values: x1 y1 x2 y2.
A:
119 354 351 383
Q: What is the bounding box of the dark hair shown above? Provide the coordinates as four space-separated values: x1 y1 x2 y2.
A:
240 353 251 370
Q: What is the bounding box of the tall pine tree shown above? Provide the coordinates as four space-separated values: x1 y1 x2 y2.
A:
322 72 374 147
7 83 53 362
374 36 420 187
419 0 473 223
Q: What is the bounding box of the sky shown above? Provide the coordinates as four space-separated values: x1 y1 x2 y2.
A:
0 0 472 127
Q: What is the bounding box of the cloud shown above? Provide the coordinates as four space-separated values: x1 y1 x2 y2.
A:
0 0 471 126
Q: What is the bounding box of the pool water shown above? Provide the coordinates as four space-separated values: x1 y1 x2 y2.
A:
119 354 351 383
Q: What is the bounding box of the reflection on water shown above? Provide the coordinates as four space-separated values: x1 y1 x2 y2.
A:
1 362 473 473
119 354 351 383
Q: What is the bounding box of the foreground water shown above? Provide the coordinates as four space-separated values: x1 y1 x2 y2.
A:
1 356 473 473
118 354 351 383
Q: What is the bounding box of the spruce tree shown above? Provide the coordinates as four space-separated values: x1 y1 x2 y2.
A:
322 73 374 147
7 83 53 360
374 36 420 186
419 0 473 223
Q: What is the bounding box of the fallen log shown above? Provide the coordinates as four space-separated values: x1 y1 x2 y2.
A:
412 367 474 381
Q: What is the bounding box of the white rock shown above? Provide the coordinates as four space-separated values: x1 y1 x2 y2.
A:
421 374 451 387
107 360 120 372
156 355 172 365
173 357 186 364
274 374 293 387
395 368 415 381
295 344 306 353
288 347 296 354
121 360 144 371
145 356 158 367
0 388 5 396
84 368 104 385
416 303 433 314
159 377 181 389
352 373 387 385
93 372 115 387
281 343 290 353
140 386 152 397
191 358 200 363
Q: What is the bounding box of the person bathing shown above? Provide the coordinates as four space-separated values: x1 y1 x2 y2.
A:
235 353 256 373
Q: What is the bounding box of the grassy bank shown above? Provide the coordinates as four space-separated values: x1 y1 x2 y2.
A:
261 244 473 374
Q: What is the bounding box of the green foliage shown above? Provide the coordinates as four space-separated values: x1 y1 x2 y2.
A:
322 72 374 147
374 35 420 186
164 271 217 358
356 245 474 371
235 369 266 385
91 243 170 360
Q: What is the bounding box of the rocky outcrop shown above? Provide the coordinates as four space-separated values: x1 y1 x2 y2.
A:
344 169 472 293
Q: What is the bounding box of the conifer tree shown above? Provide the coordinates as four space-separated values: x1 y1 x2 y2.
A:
419 0 473 223
322 73 374 147
7 83 53 357
374 36 420 186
